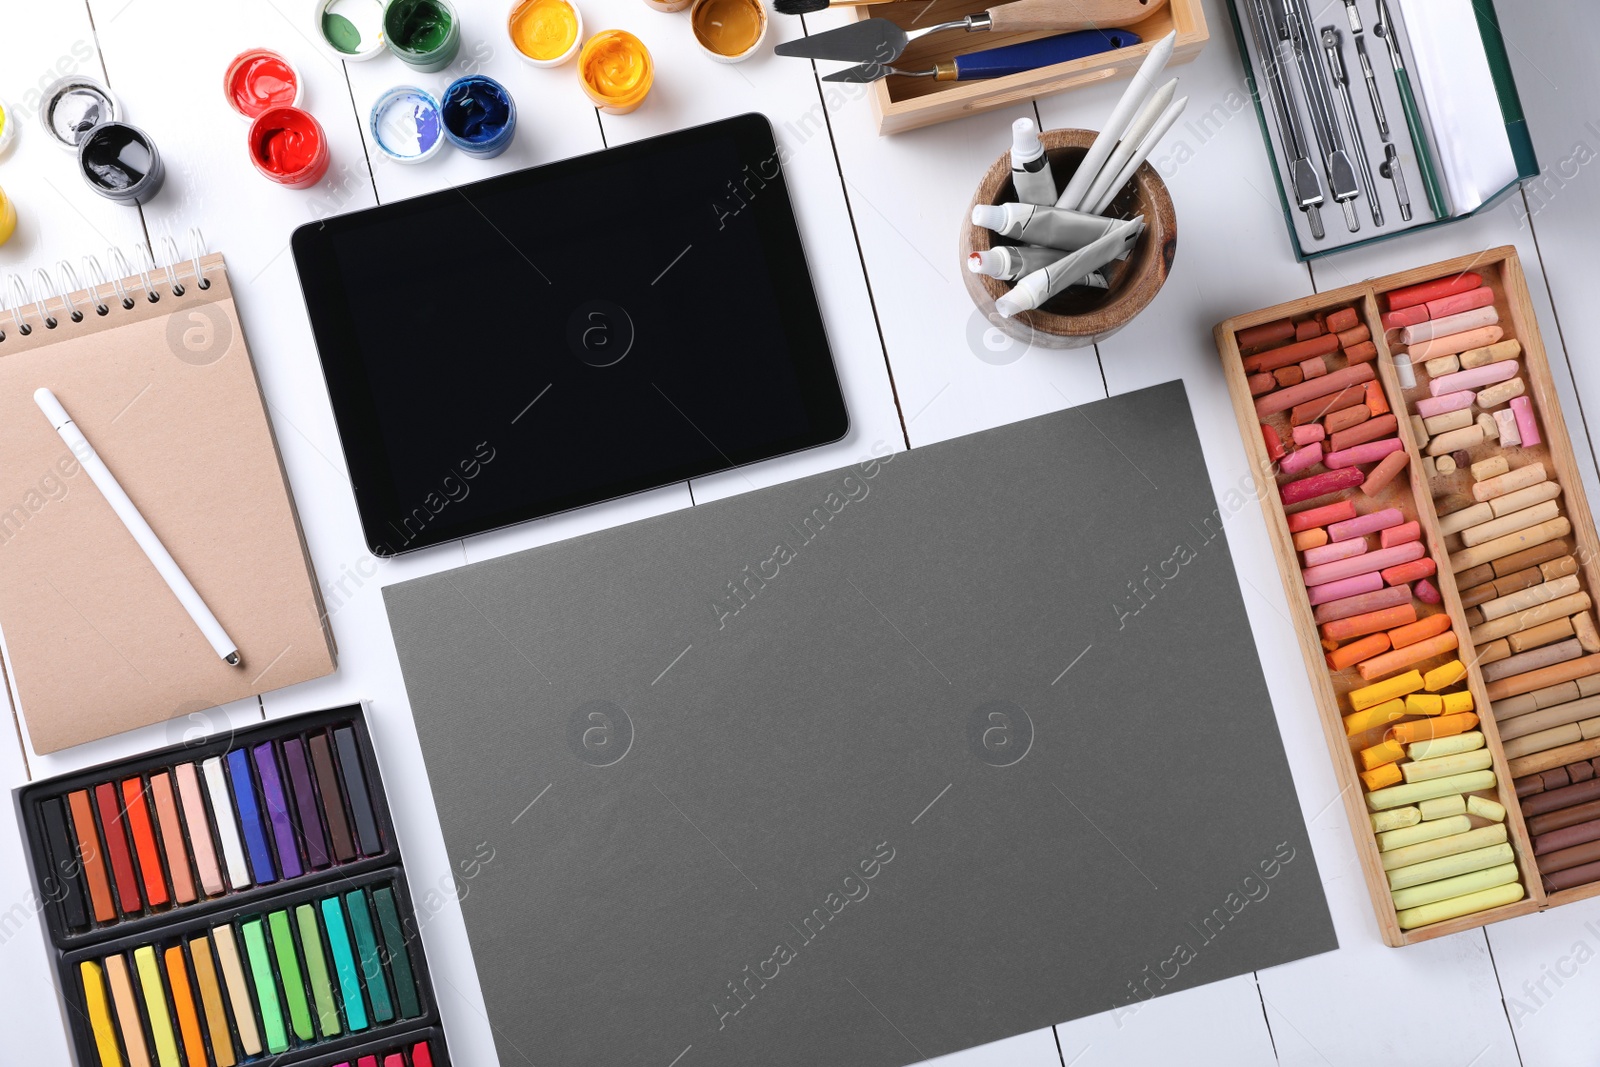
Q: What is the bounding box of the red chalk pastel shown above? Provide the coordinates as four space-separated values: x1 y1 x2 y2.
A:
1382 305 1430 331
1381 556 1436 586
1280 466 1365 505
1242 333 1342 374
1387 272 1482 311
1326 307 1360 333
1424 285 1495 320
1287 500 1358 533
1379 522 1421 549
1296 319 1323 342
1260 423 1286 462
1237 318 1296 351
1415 577 1442 604
1329 414 1398 453
1249 372 1276 396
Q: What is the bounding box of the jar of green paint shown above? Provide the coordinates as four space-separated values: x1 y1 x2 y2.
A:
383 0 462 72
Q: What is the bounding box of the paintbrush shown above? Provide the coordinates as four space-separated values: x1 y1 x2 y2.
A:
774 0 907 15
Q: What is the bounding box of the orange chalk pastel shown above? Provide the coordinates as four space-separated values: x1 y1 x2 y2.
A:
120 777 169 908
1388 711 1478 745
1322 603 1418 641
1387 613 1454 649
1328 633 1391 671
1364 380 1389 416
1362 763 1404 790
1293 528 1329 551
1356 630 1460 681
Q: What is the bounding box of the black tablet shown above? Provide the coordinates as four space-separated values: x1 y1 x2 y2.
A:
293 113 847 556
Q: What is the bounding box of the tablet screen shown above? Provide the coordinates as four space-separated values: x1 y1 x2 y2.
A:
293 113 847 555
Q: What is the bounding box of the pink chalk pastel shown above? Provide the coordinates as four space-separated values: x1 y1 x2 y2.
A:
1329 507 1404 542
1415 578 1442 605
1304 539 1368 567
1325 437 1404 469
1429 358 1519 397
1424 286 1495 320
1380 521 1421 548
1300 356 1327 379
1399 305 1498 345
1415 390 1476 418
1301 540 1426 587
1281 442 1324 474
1306 570 1384 606
1511 395 1541 447
1312 582 1412 621
1292 423 1326 445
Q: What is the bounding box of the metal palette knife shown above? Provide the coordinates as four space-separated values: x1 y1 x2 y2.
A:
776 0 1165 65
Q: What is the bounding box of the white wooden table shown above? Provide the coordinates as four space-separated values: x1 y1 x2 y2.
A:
1 1 1597 1063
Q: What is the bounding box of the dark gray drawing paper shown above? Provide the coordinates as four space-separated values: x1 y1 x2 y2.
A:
385 380 1337 1067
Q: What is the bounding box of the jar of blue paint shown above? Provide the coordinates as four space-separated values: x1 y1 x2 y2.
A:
439 75 517 160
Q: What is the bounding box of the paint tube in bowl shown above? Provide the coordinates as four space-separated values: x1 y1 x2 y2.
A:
970 202 1130 254
440 75 517 159
995 218 1143 318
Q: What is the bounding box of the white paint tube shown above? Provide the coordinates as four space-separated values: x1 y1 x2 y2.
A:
994 218 1144 318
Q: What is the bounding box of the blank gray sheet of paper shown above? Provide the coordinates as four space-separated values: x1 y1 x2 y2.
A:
384 379 1337 1067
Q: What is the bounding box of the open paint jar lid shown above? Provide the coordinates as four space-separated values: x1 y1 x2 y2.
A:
316 0 388 60
224 49 303 120
37 77 121 151
370 85 444 164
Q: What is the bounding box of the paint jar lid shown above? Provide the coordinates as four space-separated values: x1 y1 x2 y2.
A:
316 0 389 60
0 99 16 155
37 77 121 151
224 49 303 120
370 85 445 164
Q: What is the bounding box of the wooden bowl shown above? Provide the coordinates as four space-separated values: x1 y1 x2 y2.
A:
961 128 1177 350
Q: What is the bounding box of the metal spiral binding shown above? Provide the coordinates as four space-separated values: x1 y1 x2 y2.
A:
0 232 215 343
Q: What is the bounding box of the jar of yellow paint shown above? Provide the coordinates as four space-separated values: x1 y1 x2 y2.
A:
577 30 653 114
0 186 16 248
508 0 583 67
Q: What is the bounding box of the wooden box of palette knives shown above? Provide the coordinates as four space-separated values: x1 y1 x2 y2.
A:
841 0 1207 135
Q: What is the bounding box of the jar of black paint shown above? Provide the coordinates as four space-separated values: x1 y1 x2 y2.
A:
77 122 164 205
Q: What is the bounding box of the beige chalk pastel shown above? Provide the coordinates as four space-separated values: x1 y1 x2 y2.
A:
1477 377 1526 409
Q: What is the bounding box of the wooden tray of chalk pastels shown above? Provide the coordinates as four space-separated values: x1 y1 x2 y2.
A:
1212 247 1600 946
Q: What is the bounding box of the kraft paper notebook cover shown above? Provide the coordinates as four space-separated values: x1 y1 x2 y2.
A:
385 381 1338 1067
0 244 334 753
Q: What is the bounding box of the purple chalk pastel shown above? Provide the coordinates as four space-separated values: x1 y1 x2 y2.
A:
1281 442 1323 475
1325 437 1404 469
1429 358 1520 397
1416 390 1477 418
1329 507 1404 542
1302 540 1426 587
1415 578 1442 605
1306 571 1384 606
1511 395 1541 447
1304 539 1368 567
253 742 303 879
1292 423 1326 446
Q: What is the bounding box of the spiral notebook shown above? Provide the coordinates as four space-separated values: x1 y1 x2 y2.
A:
0 237 335 754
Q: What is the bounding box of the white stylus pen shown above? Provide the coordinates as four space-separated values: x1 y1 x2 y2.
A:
34 387 242 667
